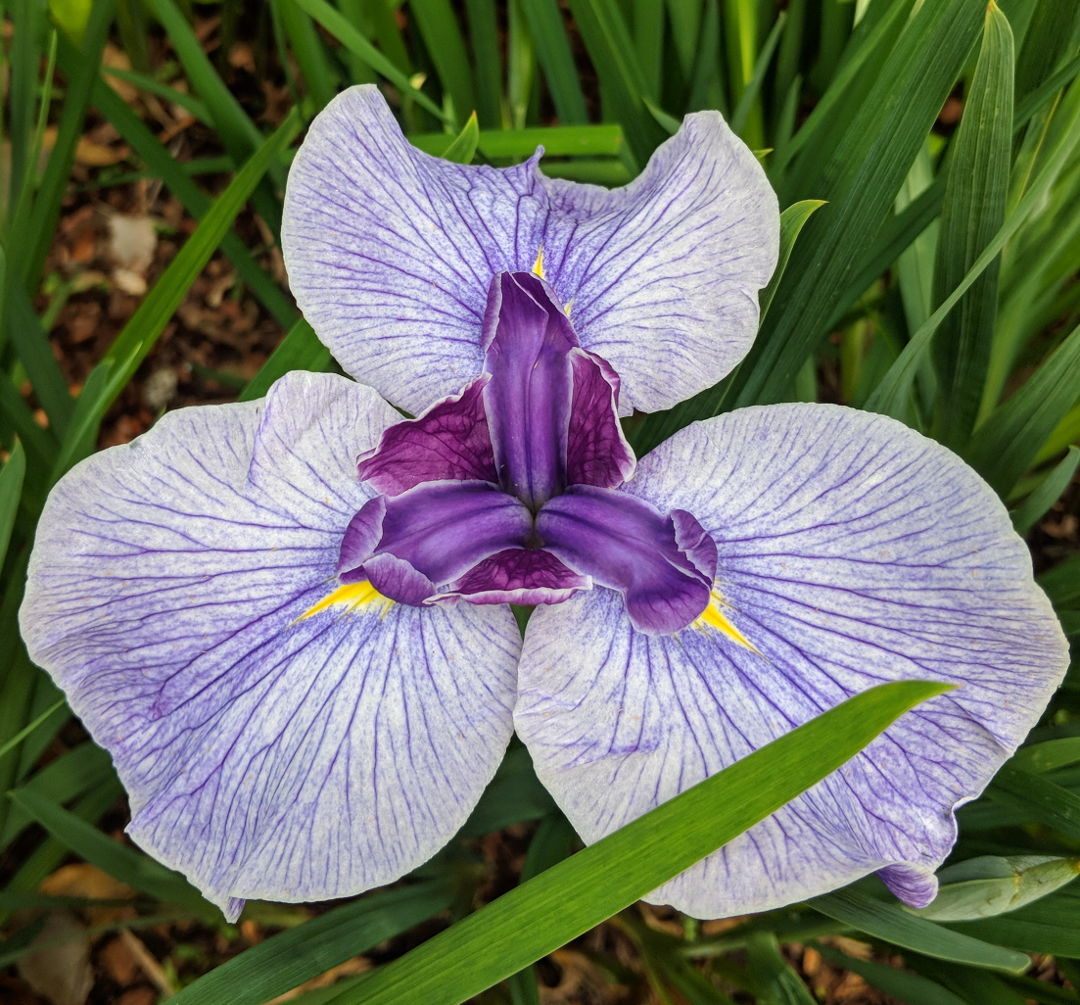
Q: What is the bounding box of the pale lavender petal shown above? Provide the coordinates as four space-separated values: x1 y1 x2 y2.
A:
482 272 577 509
540 113 779 413
536 485 715 634
433 547 592 606
356 377 495 496
20 372 520 919
281 86 547 415
565 349 636 490
366 479 533 591
282 86 778 415
515 404 1067 918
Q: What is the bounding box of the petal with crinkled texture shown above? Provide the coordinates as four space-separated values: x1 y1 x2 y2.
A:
357 377 496 496
282 85 778 415
434 547 592 607
20 372 520 920
566 349 636 490
515 404 1067 919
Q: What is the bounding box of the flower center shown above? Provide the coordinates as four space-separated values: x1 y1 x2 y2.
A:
335 272 720 635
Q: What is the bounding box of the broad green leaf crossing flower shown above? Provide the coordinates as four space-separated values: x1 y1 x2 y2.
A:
20 86 1068 922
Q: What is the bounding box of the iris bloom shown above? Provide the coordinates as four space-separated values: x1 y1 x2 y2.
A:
21 87 1067 922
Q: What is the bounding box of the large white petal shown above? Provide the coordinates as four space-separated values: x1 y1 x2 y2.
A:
21 372 520 918
281 86 777 415
515 404 1067 917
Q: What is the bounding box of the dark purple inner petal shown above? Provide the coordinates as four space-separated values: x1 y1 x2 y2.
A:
435 547 592 607
482 272 579 509
372 479 531 589
337 496 386 580
565 348 636 490
362 552 437 607
536 485 716 634
669 507 719 580
356 377 496 495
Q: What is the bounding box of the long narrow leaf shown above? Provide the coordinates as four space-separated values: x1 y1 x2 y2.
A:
931 4 1014 448
8 788 212 917
760 200 827 321
170 881 457 1005
1011 446 1080 534
0 442 25 574
145 0 285 232
988 764 1080 841
239 319 332 403
965 322 1080 495
410 124 624 158
520 0 589 124
746 932 817 1004
86 75 298 329
0 378 55 476
816 942 967 1005
866 75 1080 429
18 0 115 290
464 0 504 128
291 0 449 123
730 11 786 139
330 680 949 1004
810 889 1029 972
410 0 476 124
566 0 660 164
278 0 339 110
730 0 983 410
4 258 74 439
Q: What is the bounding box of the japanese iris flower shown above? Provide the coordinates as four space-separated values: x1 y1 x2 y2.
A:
20 85 1068 923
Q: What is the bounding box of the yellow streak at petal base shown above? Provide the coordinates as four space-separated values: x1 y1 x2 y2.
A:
532 247 545 279
693 590 759 653
298 580 393 622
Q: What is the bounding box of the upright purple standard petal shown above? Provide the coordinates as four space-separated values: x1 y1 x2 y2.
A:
282 86 778 415
515 404 1067 918
537 485 715 634
20 372 520 919
482 273 577 508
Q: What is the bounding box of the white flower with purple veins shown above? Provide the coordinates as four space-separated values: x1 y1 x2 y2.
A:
21 85 1068 922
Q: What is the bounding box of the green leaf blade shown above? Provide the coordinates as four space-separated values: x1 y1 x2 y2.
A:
966 322 1080 495
59 110 303 466
0 442 26 573
931 3 1015 449
332 680 950 1004
170 881 457 1005
733 0 984 411
811 888 1029 973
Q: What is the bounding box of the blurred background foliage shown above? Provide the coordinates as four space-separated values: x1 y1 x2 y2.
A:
0 0 1078 1001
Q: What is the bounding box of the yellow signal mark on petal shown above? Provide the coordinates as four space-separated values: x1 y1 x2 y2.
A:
693 590 759 653
532 247 545 279
298 580 393 622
